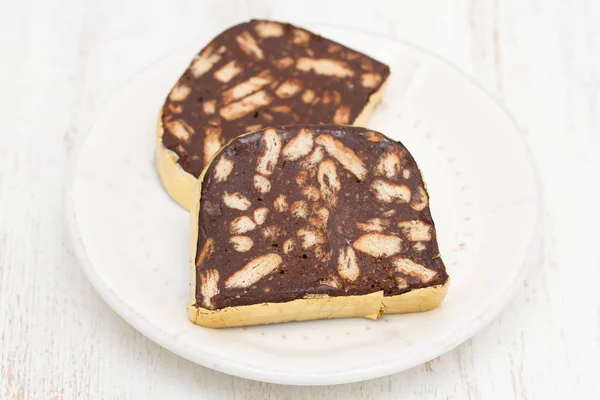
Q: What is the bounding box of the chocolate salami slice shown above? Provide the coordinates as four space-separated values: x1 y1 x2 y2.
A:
157 20 390 210
189 125 448 328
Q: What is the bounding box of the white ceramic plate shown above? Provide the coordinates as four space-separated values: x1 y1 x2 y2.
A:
67 24 541 385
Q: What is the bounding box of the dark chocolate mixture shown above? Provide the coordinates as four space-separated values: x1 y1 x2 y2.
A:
162 20 390 178
195 125 448 309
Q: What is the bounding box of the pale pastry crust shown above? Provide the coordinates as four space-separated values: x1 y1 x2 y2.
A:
187 283 449 328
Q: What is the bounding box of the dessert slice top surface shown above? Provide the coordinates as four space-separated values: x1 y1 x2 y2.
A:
194 125 447 310
162 20 390 177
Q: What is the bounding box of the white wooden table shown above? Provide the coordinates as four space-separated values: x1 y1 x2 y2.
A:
1 1 599 398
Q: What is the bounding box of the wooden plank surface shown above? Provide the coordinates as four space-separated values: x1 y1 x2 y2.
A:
1 0 599 398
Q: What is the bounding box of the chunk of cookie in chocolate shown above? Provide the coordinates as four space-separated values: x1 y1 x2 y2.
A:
190 125 448 327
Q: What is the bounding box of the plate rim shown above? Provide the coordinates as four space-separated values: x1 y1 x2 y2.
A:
65 23 543 385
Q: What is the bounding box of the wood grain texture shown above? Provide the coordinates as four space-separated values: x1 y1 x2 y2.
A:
1 0 599 398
